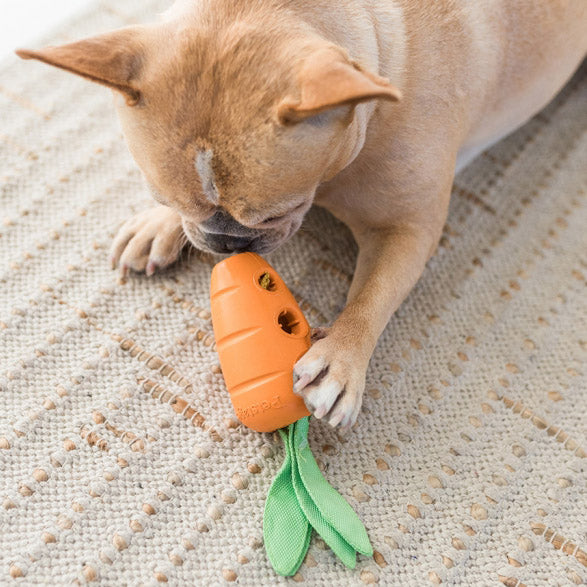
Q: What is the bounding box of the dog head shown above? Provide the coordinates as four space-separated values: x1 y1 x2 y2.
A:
17 7 400 254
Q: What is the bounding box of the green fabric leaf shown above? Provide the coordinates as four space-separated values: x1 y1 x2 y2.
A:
293 417 373 557
263 428 312 576
288 420 357 568
263 418 373 577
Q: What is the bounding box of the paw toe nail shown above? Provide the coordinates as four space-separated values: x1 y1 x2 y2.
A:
314 407 327 419
293 374 311 393
146 261 156 276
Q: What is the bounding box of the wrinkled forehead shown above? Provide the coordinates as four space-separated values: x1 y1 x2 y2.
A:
135 24 322 208
146 23 297 119
138 29 299 181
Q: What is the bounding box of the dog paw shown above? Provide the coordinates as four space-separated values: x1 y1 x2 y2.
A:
293 335 367 431
110 206 185 277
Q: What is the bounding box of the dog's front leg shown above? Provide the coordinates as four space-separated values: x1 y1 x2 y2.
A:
293 221 441 431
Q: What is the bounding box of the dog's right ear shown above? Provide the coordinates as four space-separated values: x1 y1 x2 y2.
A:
16 26 146 106
277 46 401 124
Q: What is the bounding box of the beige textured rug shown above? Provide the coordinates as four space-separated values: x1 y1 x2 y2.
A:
1 2 586 585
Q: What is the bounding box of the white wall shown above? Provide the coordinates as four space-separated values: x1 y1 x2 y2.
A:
1 0 92 57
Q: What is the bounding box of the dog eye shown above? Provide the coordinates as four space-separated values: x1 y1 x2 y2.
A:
259 201 306 226
263 215 283 224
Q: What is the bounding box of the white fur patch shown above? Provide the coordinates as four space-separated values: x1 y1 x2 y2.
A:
195 149 219 205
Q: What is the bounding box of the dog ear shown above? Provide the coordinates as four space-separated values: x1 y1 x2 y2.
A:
278 48 401 124
16 27 146 106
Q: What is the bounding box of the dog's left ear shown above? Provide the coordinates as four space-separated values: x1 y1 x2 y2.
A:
15 26 147 106
278 47 401 124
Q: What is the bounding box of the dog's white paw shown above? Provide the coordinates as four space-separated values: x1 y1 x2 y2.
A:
293 335 367 431
110 206 185 277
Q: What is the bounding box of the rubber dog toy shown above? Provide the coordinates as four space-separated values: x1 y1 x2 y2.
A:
210 252 311 432
210 253 373 576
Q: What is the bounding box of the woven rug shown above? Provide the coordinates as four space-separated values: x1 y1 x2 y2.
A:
1 1 586 585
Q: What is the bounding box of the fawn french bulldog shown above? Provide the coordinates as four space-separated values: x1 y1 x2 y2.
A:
17 0 586 431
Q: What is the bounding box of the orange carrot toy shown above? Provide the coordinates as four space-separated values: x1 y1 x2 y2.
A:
210 252 310 432
210 252 373 576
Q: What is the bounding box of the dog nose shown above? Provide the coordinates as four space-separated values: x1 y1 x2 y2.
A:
204 233 256 253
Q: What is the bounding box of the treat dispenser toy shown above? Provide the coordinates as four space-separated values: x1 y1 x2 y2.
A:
210 252 310 432
210 253 372 576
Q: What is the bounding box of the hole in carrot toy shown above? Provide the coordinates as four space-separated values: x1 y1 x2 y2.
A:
258 272 277 291
278 309 303 336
